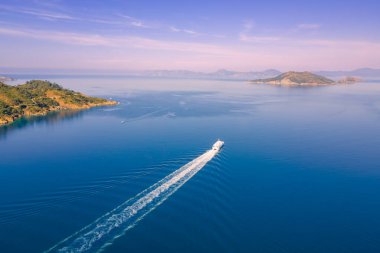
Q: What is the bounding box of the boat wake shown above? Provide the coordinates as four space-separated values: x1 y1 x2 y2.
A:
45 143 222 253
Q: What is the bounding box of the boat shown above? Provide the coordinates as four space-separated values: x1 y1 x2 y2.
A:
212 139 224 151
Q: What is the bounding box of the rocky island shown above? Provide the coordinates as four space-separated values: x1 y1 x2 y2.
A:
336 76 362 84
249 71 336 86
0 80 117 126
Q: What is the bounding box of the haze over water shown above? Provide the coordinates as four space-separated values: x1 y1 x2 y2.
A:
1 76 380 252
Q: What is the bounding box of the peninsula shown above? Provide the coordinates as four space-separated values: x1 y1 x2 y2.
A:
0 80 117 126
249 71 335 86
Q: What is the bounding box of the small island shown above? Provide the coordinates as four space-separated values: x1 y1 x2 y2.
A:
250 71 335 86
336 76 362 84
0 80 117 126
0 75 15 82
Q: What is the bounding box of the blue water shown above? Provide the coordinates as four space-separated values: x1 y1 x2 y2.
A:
1 77 380 253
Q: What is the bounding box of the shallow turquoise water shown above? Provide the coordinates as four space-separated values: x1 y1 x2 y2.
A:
1 77 380 252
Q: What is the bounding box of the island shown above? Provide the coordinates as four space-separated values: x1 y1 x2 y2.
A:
336 76 362 84
0 80 117 126
249 71 336 86
0 76 15 82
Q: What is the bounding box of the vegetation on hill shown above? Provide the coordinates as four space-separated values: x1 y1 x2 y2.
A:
0 80 117 126
250 71 335 86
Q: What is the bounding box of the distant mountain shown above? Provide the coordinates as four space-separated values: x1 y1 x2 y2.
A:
2 67 379 81
315 68 380 79
126 69 282 80
250 71 335 86
130 68 378 81
210 69 282 80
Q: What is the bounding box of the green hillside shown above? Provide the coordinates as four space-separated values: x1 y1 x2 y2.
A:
0 80 117 126
250 71 335 86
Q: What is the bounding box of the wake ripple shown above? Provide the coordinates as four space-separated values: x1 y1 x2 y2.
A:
45 148 219 253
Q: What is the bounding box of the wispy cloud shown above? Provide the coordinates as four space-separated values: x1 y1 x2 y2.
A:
169 26 181 32
131 21 147 28
238 33 380 50
170 26 201 36
118 14 150 28
0 4 152 29
0 4 75 21
0 27 110 45
32 0 63 9
0 26 236 56
238 20 280 43
297 23 321 30
1 24 380 71
1 3 208 39
239 34 280 43
242 20 255 32
239 20 323 43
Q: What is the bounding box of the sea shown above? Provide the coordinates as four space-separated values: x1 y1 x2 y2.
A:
1 75 380 253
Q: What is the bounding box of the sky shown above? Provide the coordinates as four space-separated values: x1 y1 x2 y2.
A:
0 0 380 72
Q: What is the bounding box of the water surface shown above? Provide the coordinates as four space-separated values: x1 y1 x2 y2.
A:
1 77 380 252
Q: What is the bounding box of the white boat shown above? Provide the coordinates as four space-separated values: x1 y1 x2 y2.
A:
212 139 224 151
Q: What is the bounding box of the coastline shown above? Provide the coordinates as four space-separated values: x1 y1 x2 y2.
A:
0 80 119 127
0 100 118 127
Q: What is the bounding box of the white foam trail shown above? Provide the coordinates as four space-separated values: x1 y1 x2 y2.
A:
45 148 219 253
